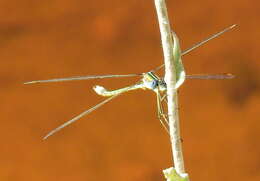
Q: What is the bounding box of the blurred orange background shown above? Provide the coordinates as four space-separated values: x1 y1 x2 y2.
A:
1 0 259 180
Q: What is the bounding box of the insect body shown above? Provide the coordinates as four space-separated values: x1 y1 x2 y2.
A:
93 72 170 133
24 25 236 139
94 72 167 97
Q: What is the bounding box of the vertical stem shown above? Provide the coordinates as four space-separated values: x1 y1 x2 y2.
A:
154 0 185 174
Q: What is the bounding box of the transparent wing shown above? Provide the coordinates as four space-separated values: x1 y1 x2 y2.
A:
43 93 121 140
181 24 236 55
186 73 235 79
152 24 237 72
24 73 143 84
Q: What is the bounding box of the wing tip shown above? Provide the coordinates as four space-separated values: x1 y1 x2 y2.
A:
42 136 48 140
226 73 235 79
42 133 52 140
230 24 237 29
24 81 35 85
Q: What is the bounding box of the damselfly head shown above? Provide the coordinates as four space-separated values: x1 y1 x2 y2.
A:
142 72 167 92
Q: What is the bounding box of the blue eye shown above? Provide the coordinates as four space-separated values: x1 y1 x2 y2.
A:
143 79 158 90
150 80 158 89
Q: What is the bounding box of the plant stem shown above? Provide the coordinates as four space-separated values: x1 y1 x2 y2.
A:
154 0 185 174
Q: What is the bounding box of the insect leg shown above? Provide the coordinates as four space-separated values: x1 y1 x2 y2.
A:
161 92 168 104
156 89 169 133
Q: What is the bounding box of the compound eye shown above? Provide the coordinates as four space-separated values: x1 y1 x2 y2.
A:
151 80 158 89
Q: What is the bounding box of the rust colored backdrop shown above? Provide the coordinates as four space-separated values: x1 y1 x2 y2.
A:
1 0 259 180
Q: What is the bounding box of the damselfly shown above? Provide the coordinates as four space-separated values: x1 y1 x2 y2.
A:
25 25 236 139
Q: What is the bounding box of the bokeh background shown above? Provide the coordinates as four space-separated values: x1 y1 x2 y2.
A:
1 0 259 180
